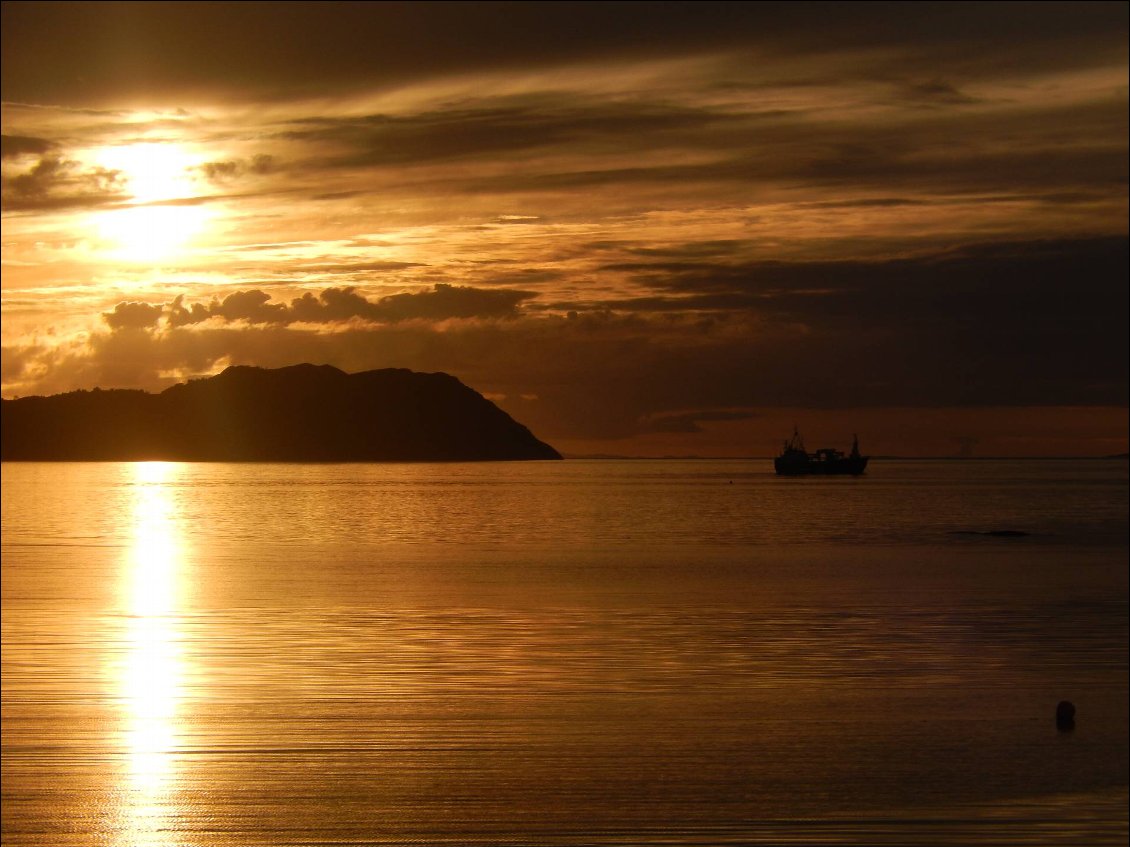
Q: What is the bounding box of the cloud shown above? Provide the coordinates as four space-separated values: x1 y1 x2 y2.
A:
898 78 979 106
150 283 539 329
292 261 423 274
3 3 1125 104
102 301 164 330
9 234 1125 444
5 156 71 197
606 235 1129 322
1 6 1125 457
445 102 1127 201
1 134 54 158
373 283 535 321
600 236 1130 406
0 343 41 384
198 154 277 182
283 99 742 169
625 241 746 259
1 154 125 210
212 289 290 323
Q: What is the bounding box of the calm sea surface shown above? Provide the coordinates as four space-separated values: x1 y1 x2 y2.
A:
2 459 1127 845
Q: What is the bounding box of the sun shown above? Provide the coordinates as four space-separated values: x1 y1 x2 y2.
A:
90 142 213 264
95 143 200 203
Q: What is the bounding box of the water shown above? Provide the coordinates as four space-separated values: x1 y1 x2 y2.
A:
2 459 1127 845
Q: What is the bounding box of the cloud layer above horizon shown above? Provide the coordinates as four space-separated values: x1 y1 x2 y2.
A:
2 2 1127 455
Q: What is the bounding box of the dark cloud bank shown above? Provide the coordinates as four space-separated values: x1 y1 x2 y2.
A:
103 283 537 330
1 147 126 211
4 2 1125 104
78 236 1127 441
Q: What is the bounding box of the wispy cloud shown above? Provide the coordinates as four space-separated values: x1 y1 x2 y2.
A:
2 153 126 210
1 133 55 158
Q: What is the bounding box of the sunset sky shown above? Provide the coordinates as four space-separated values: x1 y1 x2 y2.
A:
2 1 1126 457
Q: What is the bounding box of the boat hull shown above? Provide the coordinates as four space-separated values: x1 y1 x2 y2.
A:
774 456 869 476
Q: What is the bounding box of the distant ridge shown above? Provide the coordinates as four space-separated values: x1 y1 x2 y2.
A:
0 364 562 462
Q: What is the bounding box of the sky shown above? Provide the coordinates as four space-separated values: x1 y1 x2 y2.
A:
2 1 1127 457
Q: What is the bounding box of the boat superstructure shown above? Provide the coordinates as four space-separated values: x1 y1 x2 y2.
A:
774 429 868 476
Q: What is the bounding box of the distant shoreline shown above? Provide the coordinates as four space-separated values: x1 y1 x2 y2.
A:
563 454 1130 461
3 454 1124 463
0 364 562 462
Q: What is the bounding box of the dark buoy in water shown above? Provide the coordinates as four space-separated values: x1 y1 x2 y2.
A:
1056 700 1076 732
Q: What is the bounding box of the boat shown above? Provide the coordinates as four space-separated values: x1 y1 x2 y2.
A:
774 429 868 476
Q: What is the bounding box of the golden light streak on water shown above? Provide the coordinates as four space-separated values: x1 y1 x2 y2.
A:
117 461 185 847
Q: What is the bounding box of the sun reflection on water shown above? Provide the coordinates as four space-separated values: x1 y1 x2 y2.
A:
118 461 185 846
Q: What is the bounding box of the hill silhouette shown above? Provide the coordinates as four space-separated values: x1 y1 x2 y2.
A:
1 364 562 461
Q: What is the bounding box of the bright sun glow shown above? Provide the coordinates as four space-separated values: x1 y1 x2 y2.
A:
97 204 211 264
96 143 200 203
91 143 213 263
